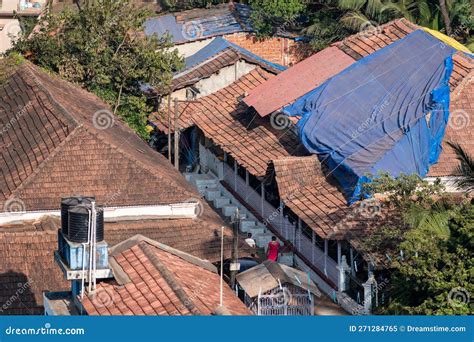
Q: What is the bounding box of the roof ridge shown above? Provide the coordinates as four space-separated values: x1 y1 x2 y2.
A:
451 69 474 101
109 234 217 273
22 63 80 129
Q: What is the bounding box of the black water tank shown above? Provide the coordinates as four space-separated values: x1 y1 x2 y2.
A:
67 204 104 243
60 196 95 236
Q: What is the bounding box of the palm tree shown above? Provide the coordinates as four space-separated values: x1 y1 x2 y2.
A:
438 0 452 35
447 141 474 192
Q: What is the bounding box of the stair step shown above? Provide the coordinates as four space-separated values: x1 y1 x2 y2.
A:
255 233 273 248
222 205 239 217
240 219 256 232
205 188 221 201
213 197 230 208
249 226 266 236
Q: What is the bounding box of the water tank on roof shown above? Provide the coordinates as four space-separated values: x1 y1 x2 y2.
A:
67 204 104 243
60 196 95 236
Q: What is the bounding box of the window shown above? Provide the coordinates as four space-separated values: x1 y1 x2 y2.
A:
248 172 261 192
301 221 313 240
225 154 235 169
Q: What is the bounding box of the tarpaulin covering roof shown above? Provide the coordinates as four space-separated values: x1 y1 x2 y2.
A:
284 30 457 203
143 3 252 44
183 36 286 71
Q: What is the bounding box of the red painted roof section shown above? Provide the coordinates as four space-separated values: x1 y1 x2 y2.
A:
244 18 420 117
243 46 355 117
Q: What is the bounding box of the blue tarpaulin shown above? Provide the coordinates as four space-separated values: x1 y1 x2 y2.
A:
283 30 456 203
183 37 286 71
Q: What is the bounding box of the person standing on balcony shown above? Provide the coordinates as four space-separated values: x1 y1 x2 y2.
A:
267 236 280 262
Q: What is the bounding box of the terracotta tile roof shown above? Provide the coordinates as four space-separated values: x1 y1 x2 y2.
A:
0 219 68 315
191 68 305 177
428 70 474 176
81 235 251 315
272 156 401 259
0 209 250 315
0 59 200 210
335 18 418 59
152 99 201 134
244 18 473 117
273 156 351 238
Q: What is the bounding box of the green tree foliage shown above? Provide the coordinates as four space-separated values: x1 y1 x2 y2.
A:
11 0 183 139
161 0 228 11
249 0 473 52
361 173 473 314
387 202 473 314
447 142 474 193
249 0 306 37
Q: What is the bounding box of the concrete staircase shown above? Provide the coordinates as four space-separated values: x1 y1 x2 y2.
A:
184 172 294 265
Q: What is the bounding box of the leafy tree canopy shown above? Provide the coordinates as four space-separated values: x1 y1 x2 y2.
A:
11 0 183 139
249 0 473 52
361 173 473 314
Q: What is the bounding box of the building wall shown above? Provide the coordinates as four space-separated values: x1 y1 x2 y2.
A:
194 60 256 97
223 32 311 66
173 32 312 66
174 38 215 58
170 60 257 101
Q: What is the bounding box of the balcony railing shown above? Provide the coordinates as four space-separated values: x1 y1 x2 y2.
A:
220 159 340 287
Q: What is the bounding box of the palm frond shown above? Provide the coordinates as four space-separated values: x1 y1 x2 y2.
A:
446 141 474 192
366 0 384 20
338 0 367 11
341 11 371 30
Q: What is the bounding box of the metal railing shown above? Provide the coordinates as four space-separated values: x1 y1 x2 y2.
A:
221 159 339 286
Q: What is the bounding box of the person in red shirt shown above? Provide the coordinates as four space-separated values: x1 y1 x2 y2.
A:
267 236 281 262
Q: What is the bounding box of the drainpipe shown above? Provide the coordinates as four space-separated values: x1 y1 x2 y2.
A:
324 239 328 276
337 241 342 266
233 160 237 191
297 218 302 250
